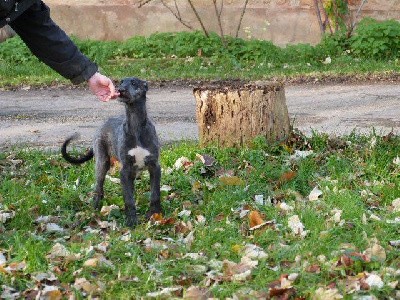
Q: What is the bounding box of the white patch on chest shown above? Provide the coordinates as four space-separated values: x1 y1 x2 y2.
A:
127 146 150 169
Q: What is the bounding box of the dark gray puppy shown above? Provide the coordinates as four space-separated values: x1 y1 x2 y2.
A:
61 77 161 227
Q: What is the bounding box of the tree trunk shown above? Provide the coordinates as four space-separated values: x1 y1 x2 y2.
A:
193 81 290 147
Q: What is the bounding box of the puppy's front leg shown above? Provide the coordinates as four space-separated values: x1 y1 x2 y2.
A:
120 164 138 227
146 159 162 219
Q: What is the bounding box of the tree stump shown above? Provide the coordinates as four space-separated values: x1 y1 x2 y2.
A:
193 81 290 147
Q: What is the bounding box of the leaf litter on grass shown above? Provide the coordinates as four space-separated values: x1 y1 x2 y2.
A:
0 133 400 298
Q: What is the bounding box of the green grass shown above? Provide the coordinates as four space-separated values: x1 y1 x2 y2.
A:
1 132 399 298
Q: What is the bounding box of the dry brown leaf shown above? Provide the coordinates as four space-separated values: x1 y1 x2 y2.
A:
150 212 163 222
306 264 321 273
223 256 258 282
364 243 386 262
278 171 297 186
4 261 27 273
175 221 191 235
147 287 182 298
269 287 296 299
184 286 211 300
74 277 98 294
41 286 62 300
249 210 265 228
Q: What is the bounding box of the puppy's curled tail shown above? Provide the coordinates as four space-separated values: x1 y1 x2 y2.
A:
61 133 94 165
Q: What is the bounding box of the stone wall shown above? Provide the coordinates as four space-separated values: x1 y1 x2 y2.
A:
45 0 400 46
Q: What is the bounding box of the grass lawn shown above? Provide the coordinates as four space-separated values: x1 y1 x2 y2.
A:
1 132 399 299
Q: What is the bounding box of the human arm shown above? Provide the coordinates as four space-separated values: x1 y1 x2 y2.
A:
9 1 118 101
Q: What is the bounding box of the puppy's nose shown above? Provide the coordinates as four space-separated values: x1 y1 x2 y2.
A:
118 87 125 93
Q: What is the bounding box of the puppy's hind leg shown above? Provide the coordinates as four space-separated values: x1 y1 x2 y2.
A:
120 163 138 227
93 144 110 210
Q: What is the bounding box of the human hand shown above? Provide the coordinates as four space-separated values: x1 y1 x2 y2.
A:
88 72 119 102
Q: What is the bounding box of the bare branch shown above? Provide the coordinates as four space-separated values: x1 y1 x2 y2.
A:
348 0 368 36
319 0 333 34
138 0 154 8
213 0 225 43
314 0 325 34
235 0 249 38
187 0 209 37
160 0 194 30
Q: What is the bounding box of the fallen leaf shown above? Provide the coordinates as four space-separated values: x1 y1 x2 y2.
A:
306 264 321 273
183 231 195 247
95 241 109 253
0 211 15 223
254 194 264 205
45 223 64 233
0 252 6 266
279 171 297 183
365 273 384 289
105 175 120 184
308 186 323 201
392 198 400 212
46 243 70 259
322 56 332 64
364 243 386 262
219 176 245 186
289 150 314 161
4 261 26 273
184 286 211 300
249 210 265 228
288 215 307 238
196 153 216 167
242 244 268 260
191 181 202 192
195 215 206 225
100 205 120 216
223 256 258 282
269 286 296 299
74 277 98 294
178 210 191 218
174 157 192 170
149 212 163 222
389 240 400 247
0 286 20 300
146 287 182 298
41 286 62 300
312 287 343 299
277 202 294 212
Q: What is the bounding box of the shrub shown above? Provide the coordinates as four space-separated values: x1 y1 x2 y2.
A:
350 18 400 59
0 36 37 63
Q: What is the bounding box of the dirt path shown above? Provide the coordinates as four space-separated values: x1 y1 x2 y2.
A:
0 83 399 150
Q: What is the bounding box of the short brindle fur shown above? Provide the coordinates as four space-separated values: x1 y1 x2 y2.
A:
61 77 161 227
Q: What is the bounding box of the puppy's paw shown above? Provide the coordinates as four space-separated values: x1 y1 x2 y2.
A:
126 215 138 228
93 194 103 211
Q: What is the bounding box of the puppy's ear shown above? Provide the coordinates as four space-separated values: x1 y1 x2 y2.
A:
144 81 148 92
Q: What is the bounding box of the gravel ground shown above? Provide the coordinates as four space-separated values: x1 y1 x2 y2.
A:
0 82 399 150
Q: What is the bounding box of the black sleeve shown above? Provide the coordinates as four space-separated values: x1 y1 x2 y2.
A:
9 1 98 84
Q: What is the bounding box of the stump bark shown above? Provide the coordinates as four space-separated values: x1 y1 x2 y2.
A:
193 81 290 147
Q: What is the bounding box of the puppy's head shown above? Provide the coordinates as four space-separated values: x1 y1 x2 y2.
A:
118 77 148 103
